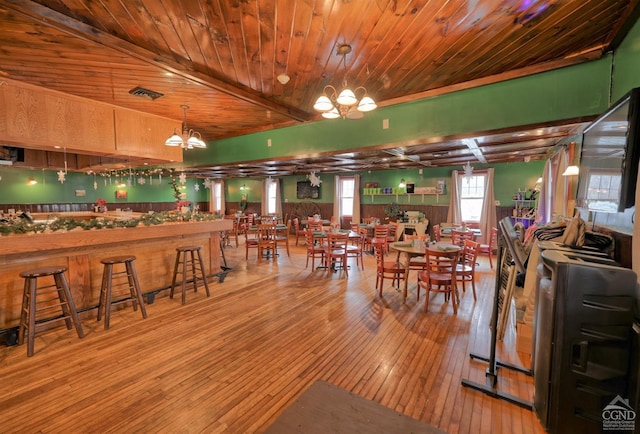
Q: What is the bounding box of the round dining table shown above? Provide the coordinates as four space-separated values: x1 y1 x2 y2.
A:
390 241 462 302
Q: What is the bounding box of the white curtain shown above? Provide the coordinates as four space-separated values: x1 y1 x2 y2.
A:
333 176 339 221
536 148 570 223
261 179 269 216
538 160 552 224
333 175 361 225
261 178 282 216
274 178 282 217
209 179 226 215
353 175 361 225
447 170 462 224
478 168 496 244
553 148 570 219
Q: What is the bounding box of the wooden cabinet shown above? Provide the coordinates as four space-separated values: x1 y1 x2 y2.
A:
0 78 182 163
0 79 115 153
114 108 182 161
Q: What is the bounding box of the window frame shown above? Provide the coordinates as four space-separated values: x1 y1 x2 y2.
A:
457 172 487 223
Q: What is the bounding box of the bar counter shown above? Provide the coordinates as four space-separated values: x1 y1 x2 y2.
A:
0 217 233 331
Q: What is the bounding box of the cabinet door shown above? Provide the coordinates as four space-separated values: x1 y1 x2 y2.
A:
114 108 183 162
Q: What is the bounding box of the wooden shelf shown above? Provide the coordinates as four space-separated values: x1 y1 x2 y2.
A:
367 193 441 204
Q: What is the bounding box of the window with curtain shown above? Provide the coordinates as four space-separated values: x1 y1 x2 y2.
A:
338 177 355 217
458 173 486 223
211 181 223 213
267 180 278 214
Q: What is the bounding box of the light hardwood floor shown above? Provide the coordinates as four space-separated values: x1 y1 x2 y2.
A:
0 236 545 433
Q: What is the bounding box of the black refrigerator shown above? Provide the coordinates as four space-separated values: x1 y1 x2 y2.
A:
535 249 638 433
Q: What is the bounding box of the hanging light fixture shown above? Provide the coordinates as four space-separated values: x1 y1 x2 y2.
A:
313 44 377 120
398 178 406 188
562 165 579 176
165 105 207 149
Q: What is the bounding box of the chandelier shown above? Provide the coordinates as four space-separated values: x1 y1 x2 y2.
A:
165 105 207 149
313 44 377 120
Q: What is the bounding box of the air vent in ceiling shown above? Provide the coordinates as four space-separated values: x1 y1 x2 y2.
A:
128 86 164 100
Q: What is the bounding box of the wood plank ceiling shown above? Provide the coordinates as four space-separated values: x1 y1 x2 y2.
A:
0 0 638 178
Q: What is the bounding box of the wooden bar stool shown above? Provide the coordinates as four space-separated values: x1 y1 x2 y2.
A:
97 255 148 330
18 266 85 357
170 246 210 304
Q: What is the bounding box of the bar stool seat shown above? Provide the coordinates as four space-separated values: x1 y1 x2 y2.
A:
18 265 85 357
98 255 148 330
170 246 210 304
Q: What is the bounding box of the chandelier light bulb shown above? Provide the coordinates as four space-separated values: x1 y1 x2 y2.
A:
322 107 341 119
313 95 333 111
165 130 184 147
357 96 377 112
336 88 357 106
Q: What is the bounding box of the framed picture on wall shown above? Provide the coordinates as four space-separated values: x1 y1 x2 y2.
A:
115 190 127 199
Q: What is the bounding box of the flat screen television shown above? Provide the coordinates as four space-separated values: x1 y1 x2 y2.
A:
296 181 320 199
575 88 640 213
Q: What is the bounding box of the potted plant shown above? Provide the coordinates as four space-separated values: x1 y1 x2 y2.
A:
384 202 403 221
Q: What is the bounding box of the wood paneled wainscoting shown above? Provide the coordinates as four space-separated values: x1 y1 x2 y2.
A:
0 201 211 214
0 236 544 433
0 219 231 338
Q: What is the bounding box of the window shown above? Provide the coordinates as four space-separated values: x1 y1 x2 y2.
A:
458 173 486 222
585 171 621 212
339 177 355 217
267 180 278 215
212 181 223 213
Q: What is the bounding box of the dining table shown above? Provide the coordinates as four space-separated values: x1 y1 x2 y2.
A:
390 241 462 302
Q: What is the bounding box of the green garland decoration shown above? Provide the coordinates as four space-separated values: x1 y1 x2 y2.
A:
0 211 221 237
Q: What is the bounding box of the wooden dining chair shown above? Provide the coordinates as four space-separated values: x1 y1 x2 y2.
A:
308 220 323 232
293 217 304 246
350 222 361 245
371 225 390 254
244 226 260 259
404 235 427 284
346 229 365 270
325 232 349 276
417 248 460 313
256 224 277 260
387 222 399 244
451 229 475 248
303 230 325 269
372 240 406 296
223 214 238 247
274 219 291 257
432 224 441 242
478 227 498 269
456 239 479 300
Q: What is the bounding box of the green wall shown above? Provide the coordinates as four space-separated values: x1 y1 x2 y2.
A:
187 57 611 166
0 168 208 206
223 160 544 207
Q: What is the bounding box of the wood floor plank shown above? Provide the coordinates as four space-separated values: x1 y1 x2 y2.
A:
0 238 545 433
